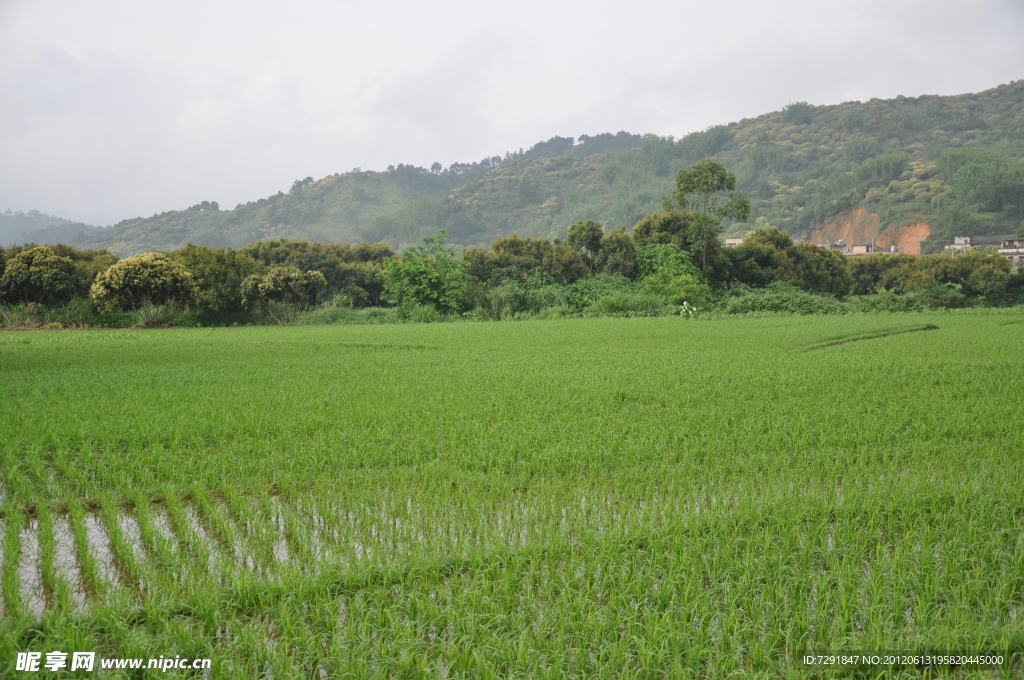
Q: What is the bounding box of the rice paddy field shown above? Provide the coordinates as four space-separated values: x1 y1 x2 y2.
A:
1 311 1023 678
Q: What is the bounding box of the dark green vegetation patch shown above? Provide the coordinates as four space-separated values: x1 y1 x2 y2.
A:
802 323 939 351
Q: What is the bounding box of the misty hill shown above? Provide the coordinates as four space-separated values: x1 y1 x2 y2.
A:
77 82 1024 255
77 132 646 255
0 210 105 248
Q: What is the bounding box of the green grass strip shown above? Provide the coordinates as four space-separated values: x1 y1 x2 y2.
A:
803 324 938 351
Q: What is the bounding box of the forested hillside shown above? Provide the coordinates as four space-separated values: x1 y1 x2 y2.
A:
73 81 1024 255
0 210 104 248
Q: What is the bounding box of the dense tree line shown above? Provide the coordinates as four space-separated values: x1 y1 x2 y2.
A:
3 159 1022 328
0 239 394 326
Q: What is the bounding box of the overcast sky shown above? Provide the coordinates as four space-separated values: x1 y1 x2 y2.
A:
1 0 1023 225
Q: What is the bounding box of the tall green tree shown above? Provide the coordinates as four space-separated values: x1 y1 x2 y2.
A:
730 227 852 296
463 235 586 286
672 159 750 270
597 228 636 278
171 244 263 313
240 239 394 306
567 220 604 273
631 211 695 250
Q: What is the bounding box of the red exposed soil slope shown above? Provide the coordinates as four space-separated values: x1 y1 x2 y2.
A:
875 222 931 255
809 208 879 246
807 208 930 255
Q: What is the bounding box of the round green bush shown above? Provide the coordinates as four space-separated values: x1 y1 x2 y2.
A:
90 252 196 312
0 246 82 305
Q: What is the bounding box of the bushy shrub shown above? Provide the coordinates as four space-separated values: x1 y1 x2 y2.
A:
241 239 393 306
723 282 848 315
906 282 969 308
640 270 711 306
564 274 636 311
240 266 327 323
299 304 352 326
90 252 196 312
848 290 927 313
568 220 604 261
0 246 82 305
463 235 587 286
1007 270 1024 305
848 253 919 294
729 228 852 296
484 278 567 319
402 304 445 323
170 244 263 313
790 243 853 297
904 251 1011 301
632 211 696 250
48 245 118 288
586 292 671 317
382 230 468 313
634 243 701 280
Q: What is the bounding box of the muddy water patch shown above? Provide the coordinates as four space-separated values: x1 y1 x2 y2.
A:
802 324 938 351
182 504 225 574
52 516 87 610
117 513 147 563
18 519 45 616
269 497 289 565
84 513 119 590
151 506 178 546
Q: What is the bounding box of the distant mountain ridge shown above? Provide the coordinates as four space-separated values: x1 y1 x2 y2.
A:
31 83 1024 254
0 210 105 248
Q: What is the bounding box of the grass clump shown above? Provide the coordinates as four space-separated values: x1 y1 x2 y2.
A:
722 281 849 315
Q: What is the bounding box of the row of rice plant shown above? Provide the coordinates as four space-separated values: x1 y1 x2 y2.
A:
0 467 1020 675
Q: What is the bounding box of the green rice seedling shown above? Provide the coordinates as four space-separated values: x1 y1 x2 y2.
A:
99 496 150 601
225 487 288 580
77 513 120 600
35 503 66 613
15 517 44 619
1 510 21 619
162 492 218 584
47 449 101 501
276 496 316 567
1 313 1023 675
191 487 242 568
0 519 6 617
48 513 87 611
130 494 186 598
